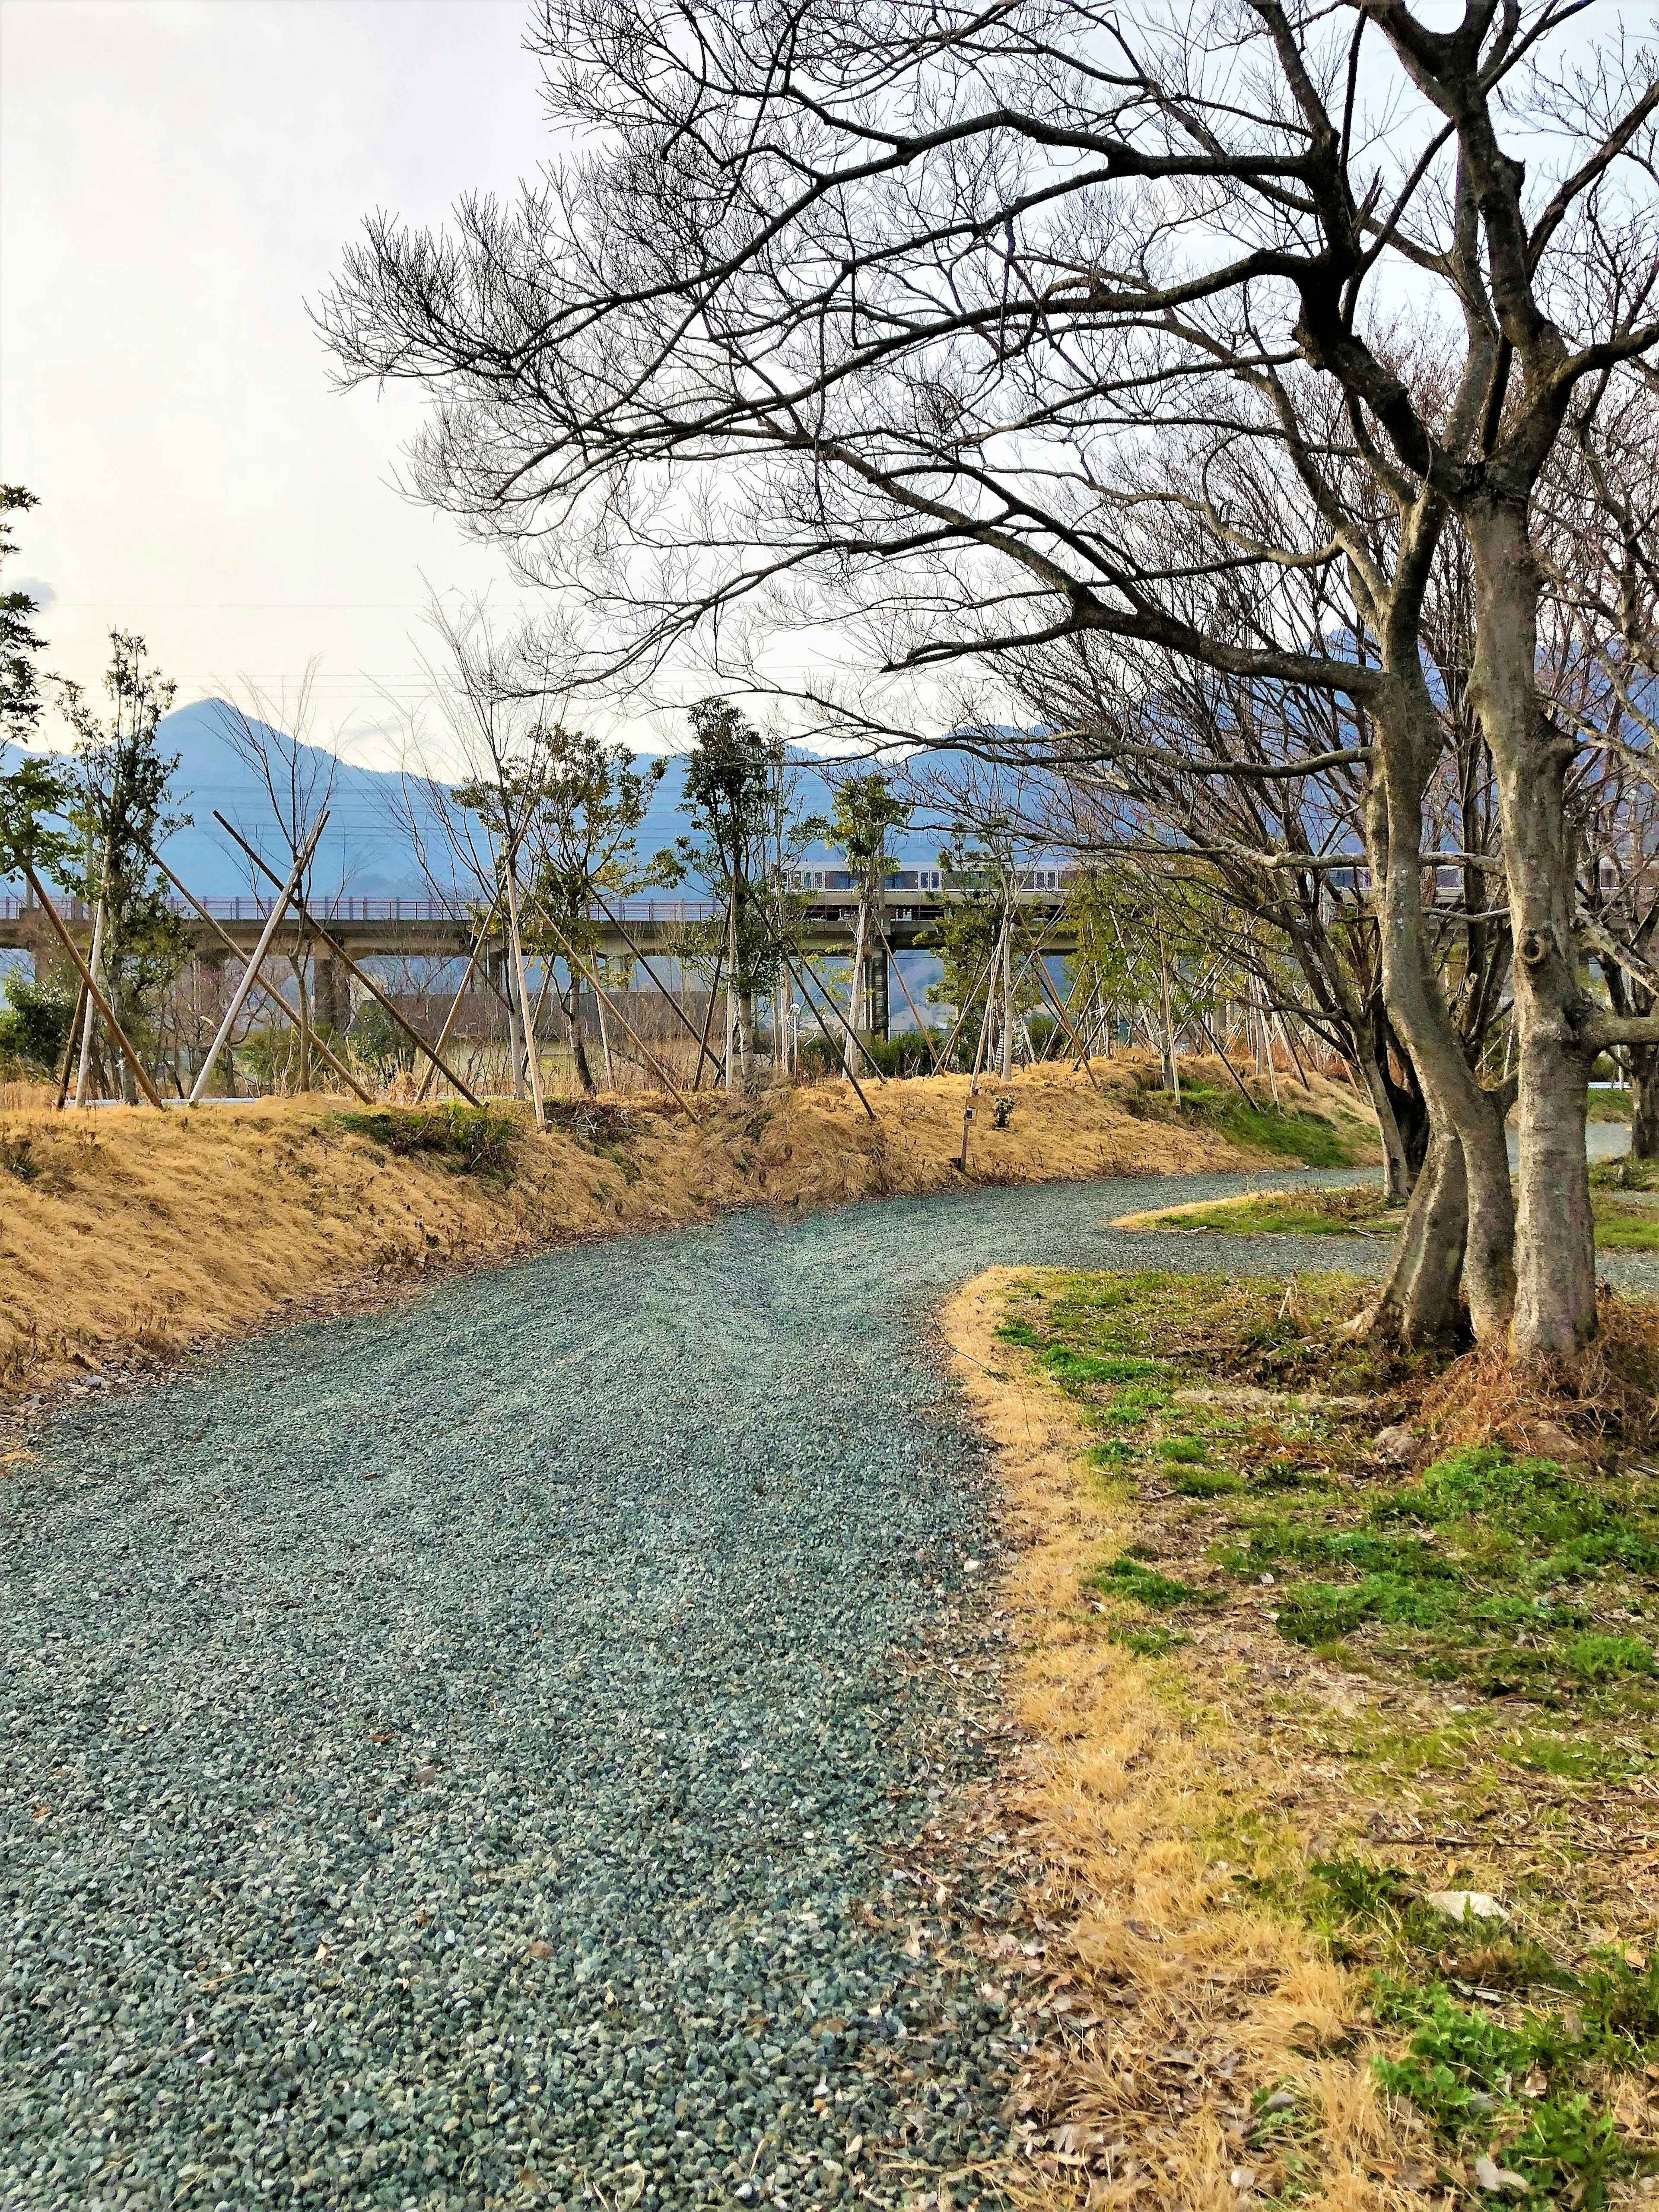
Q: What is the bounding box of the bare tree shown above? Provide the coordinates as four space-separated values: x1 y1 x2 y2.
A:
321 0 1659 1360
210 664 342 1091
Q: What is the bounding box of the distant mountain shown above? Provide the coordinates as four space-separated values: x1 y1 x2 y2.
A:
7 702 957 904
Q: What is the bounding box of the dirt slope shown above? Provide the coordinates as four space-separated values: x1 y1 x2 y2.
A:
0 1057 1372 1406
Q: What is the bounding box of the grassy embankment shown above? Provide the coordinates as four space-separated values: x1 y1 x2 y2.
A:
0 1056 1374 1408
947 1266 1659 2209
1119 1155 1659 1253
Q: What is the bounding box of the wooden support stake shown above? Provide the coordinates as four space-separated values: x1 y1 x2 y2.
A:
23 867 163 1108
592 891 722 1064
214 812 482 1106
772 929 886 1085
691 948 725 1090
502 855 547 1128
74 896 106 1106
54 976 89 1110
873 921 943 1070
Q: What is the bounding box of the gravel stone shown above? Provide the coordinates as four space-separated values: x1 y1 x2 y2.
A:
5 1167 1654 2210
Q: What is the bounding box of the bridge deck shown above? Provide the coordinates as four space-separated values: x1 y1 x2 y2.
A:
1 890 1078 962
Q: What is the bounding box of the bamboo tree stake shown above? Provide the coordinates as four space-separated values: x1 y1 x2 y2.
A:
929 943 1001 1074
23 866 164 1109
591 890 722 1066
1012 918 1099 1087
147 845 373 1103
872 918 943 1068
767 927 887 1085
691 947 726 1090
190 816 328 1105
214 812 482 1106
1274 1010 1314 1092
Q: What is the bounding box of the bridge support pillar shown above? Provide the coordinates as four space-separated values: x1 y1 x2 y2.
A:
315 957 350 1036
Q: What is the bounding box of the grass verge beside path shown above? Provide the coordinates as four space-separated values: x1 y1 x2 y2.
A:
947 1267 1659 2210
1119 1182 1659 1252
0 1057 1375 1408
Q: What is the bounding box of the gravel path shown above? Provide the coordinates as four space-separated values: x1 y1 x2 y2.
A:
6 1165 1656 2212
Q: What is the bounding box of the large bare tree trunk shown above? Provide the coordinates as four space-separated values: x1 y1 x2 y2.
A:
1361 1126 1469 1344
1469 502 1596 1361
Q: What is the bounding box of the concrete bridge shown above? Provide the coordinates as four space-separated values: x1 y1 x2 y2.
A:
0 877 1079 966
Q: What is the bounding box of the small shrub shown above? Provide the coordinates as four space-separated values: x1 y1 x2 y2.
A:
334 1105 518 1182
1 1131 38 1182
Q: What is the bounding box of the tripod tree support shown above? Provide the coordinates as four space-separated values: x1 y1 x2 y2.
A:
147 844 373 1104
416 885 505 1103
190 817 329 1105
214 813 482 1106
23 865 165 1109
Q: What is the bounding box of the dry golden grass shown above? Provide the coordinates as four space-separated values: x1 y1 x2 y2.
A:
0 1057 1360 1409
943 1270 1448 2212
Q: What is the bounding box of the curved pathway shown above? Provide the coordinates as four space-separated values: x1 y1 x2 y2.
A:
5 1168 1654 2212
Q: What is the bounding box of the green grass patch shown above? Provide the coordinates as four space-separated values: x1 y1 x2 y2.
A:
333 1104 519 1182
999 1273 1659 1710
1592 1196 1659 1251
1085 1554 1215 1610
1105 1620 1189 1657
1173 1467 1245 1497
1181 1082 1364 1166
1158 1437 1211 1465
1130 1185 1399 1237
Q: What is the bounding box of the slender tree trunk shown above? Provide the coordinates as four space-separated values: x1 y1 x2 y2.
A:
1360 1051 1412 1203
595 987 614 1090
1630 1045 1659 1163
73 899 106 1106
725 889 739 1096
563 979 597 1093
999 917 1014 1080
843 898 868 1078
1468 501 1595 1360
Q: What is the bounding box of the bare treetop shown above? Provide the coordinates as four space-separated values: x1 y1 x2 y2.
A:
320 0 1657 712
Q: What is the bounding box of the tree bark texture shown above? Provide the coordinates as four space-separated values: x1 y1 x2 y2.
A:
1468 501 1596 1360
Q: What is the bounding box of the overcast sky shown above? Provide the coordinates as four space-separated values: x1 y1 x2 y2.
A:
0 0 575 764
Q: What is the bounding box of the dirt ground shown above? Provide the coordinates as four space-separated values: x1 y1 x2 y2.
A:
0 1056 1375 1408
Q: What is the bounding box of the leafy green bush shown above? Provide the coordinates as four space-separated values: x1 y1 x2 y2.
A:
0 967 76 1074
